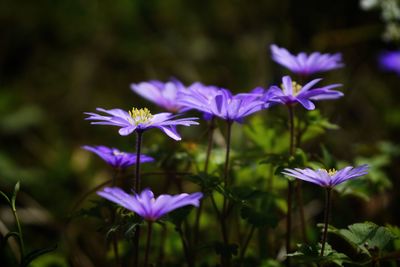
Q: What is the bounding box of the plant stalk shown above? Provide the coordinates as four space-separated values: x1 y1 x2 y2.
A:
144 222 153 267
11 205 24 261
286 105 295 267
177 225 194 267
193 118 216 261
320 188 332 257
133 131 143 267
239 225 256 266
221 120 233 267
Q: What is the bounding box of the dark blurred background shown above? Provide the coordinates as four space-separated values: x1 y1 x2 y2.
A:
1 0 399 266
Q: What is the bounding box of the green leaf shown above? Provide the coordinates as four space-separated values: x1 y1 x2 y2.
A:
338 222 397 251
287 243 353 266
21 244 58 267
186 172 221 193
325 222 398 261
121 214 143 240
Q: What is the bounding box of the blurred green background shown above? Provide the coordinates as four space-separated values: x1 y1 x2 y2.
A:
1 0 400 266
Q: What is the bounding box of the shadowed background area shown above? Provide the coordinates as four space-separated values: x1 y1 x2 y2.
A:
1 0 399 266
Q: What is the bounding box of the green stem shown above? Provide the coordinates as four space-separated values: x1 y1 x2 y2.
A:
286 105 295 267
11 205 24 261
144 222 153 267
204 117 215 173
296 181 308 243
221 121 233 267
288 105 295 156
286 181 293 267
193 118 215 248
134 131 143 191
320 188 332 257
133 131 143 267
239 225 256 267
177 225 194 267
111 170 121 267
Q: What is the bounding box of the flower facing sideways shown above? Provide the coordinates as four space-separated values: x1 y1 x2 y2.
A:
97 187 203 221
270 44 344 76
178 84 265 122
130 79 187 112
85 107 199 140
266 75 343 110
82 145 154 169
282 164 369 188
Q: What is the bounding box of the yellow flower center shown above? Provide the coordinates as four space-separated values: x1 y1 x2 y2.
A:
128 108 153 125
112 150 125 156
281 81 302 95
327 168 337 176
292 81 302 95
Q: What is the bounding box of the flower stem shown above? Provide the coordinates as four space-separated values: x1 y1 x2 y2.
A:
286 105 295 267
288 105 295 156
144 222 153 267
204 117 216 173
133 131 143 267
11 204 24 261
111 170 121 267
286 181 293 267
134 131 143 191
239 225 256 267
320 188 332 257
221 121 233 267
193 118 216 256
177 225 194 267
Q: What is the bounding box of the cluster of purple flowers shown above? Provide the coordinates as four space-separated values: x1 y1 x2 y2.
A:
83 43 368 225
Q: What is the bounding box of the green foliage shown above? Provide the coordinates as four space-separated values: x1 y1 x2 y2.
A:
187 172 221 193
0 182 57 267
327 222 397 254
240 192 279 228
288 243 351 266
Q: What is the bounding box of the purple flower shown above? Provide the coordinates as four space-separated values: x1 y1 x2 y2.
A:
266 76 343 110
97 187 203 221
379 51 400 75
282 164 369 188
85 107 199 140
270 44 344 76
130 79 187 112
178 84 265 122
82 145 154 169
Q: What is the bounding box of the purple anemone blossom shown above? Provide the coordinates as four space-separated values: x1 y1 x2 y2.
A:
97 187 203 221
130 79 187 112
379 51 400 75
85 107 199 140
270 44 344 76
266 76 343 110
282 164 369 188
178 84 265 123
82 145 154 169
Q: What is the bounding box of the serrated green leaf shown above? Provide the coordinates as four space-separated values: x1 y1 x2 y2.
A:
287 243 353 266
325 221 398 262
